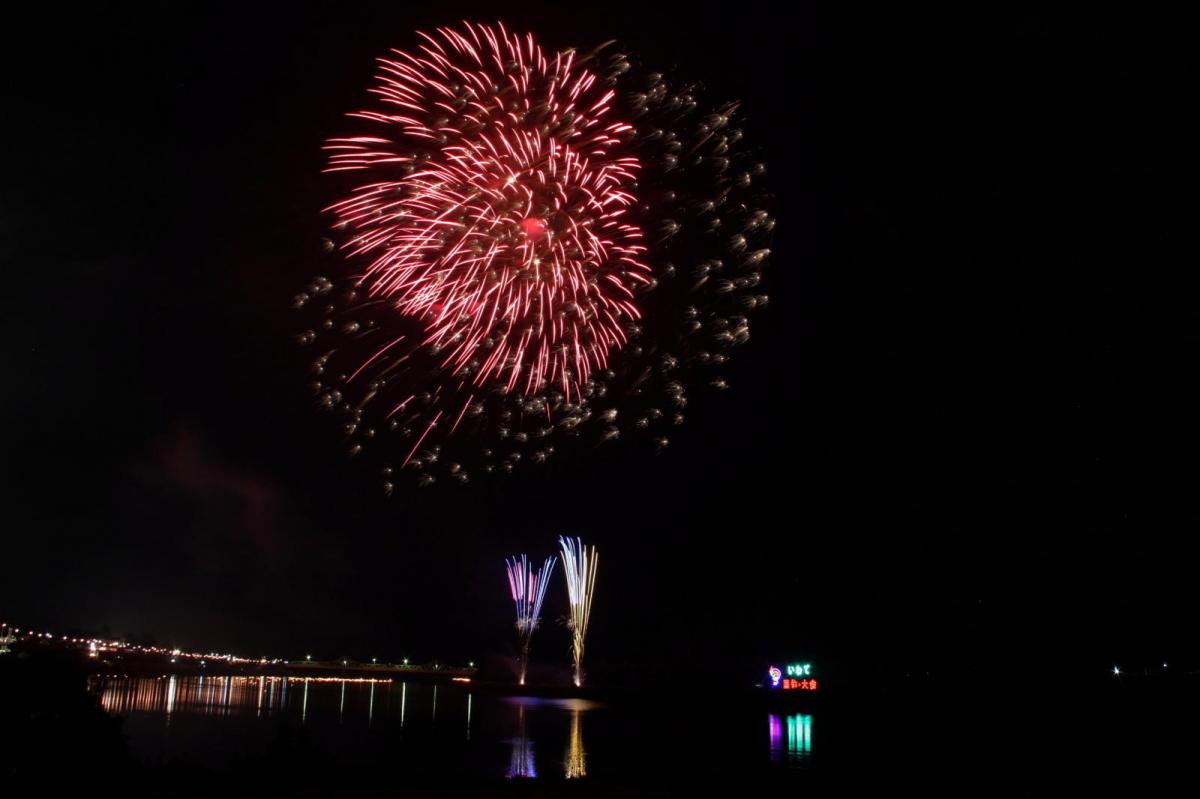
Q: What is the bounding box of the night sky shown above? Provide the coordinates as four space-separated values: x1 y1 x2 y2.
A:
4 4 1198 686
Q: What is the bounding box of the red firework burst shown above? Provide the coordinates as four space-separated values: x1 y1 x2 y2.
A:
324 22 650 401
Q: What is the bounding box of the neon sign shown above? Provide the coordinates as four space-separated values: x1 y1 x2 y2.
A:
767 663 817 691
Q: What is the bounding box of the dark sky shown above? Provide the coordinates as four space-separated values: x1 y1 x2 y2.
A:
4 3 1198 685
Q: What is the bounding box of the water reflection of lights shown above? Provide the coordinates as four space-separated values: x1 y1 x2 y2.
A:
507 705 537 779
92 675 395 719
92 675 600 780
502 696 602 711
564 708 587 779
768 713 813 764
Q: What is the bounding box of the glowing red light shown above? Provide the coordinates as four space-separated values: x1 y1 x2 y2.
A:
520 217 549 241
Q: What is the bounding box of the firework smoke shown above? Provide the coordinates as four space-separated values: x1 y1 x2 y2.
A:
505 553 556 686
558 536 598 688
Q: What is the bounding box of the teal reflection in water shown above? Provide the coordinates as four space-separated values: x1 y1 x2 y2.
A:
768 713 813 764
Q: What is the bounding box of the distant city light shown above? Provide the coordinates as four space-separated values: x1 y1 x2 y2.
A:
2 618 487 682
1112 666 1120 676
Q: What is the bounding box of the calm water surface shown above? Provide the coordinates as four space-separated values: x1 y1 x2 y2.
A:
90 675 812 785
83 674 1200 794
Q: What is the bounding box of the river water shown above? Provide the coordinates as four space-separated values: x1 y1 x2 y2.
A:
85 673 1195 794
90 674 810 790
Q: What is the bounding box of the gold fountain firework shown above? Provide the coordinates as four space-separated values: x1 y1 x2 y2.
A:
558 536 598 688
